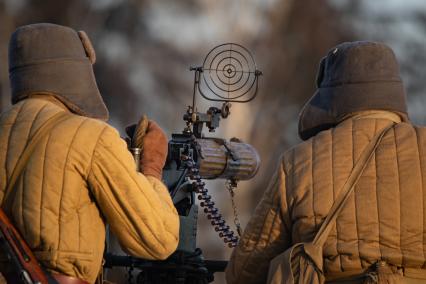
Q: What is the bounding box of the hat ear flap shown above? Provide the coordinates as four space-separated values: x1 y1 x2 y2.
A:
77 31 96 64
316 57 326 88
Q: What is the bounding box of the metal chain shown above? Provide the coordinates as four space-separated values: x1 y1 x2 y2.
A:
226 180 242 237
182 153 239 247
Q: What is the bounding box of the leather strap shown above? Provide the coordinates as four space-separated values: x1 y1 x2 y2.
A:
52 273 90 284
1 111 69 207
404 268 426 280
326 267 426 282
313 123 394 247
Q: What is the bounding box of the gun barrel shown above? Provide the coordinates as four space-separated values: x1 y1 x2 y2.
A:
197 138 260 181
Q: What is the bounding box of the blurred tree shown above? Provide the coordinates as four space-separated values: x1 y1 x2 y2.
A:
247 0 353 204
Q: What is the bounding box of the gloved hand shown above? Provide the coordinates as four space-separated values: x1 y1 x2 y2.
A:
139 120 168 180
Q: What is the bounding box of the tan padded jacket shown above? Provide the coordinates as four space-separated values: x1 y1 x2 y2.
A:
0 97 179 283
226 112 426 283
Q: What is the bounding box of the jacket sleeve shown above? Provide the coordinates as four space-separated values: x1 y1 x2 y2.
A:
225 157 292 284
87 125 179 260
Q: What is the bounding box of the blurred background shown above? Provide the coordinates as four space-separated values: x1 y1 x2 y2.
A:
1 0 426 283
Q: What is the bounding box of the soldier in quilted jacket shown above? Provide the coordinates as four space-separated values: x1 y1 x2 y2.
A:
0 23 179 283
226 41 426 283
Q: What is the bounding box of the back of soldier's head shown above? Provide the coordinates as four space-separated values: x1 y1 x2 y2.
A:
298 41 408 140
8 23 109 120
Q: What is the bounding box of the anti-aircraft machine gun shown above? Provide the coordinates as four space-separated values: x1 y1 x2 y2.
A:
105 43 262 284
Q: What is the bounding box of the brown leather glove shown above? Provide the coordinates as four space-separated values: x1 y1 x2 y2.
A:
140 120 168 180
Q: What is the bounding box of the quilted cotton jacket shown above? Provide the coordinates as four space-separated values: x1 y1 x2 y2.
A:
0 97 179 283
226 112 426 283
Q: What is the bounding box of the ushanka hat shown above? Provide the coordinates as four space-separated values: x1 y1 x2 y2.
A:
8 23 109 120
298 41 408 140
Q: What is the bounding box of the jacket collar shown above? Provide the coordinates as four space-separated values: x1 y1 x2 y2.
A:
340 110 402 124
27 93 71 113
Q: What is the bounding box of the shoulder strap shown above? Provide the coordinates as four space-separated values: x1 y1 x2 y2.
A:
1 111 69 207
312 123 394 246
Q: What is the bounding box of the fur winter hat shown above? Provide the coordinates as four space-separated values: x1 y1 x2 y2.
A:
298 41 408 140
8 23 109 120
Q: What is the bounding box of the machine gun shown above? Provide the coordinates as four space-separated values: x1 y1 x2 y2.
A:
105 43 262 284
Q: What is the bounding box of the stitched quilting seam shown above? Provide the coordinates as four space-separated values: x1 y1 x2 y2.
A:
353 119 362 269
58 117 85 252
89 131 177 251
18 101 41 173
24 102 50 243
28 102 50 138
93 134 174 213
394 127 404 266
5 101 28 182
235 168 281 283
21 102 49 214
280 159 292 233
331 126 342 271
236 203 278 282
312 138 317 230
265 203 281 246
415 128 426 267
375 121 384 262
90 172 159 258
39 130 51 247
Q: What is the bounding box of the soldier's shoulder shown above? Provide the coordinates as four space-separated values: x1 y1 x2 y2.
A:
62 115 126 154
407 122 426 136
69 114 119 137
280 127 332 173
405 121 426 130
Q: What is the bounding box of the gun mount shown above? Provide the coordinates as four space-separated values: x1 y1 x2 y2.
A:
105 43 262 284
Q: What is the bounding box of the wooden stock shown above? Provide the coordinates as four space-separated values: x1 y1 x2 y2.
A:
0 208 50 284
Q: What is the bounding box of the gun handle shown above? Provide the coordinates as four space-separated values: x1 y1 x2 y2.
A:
130 148 142 172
